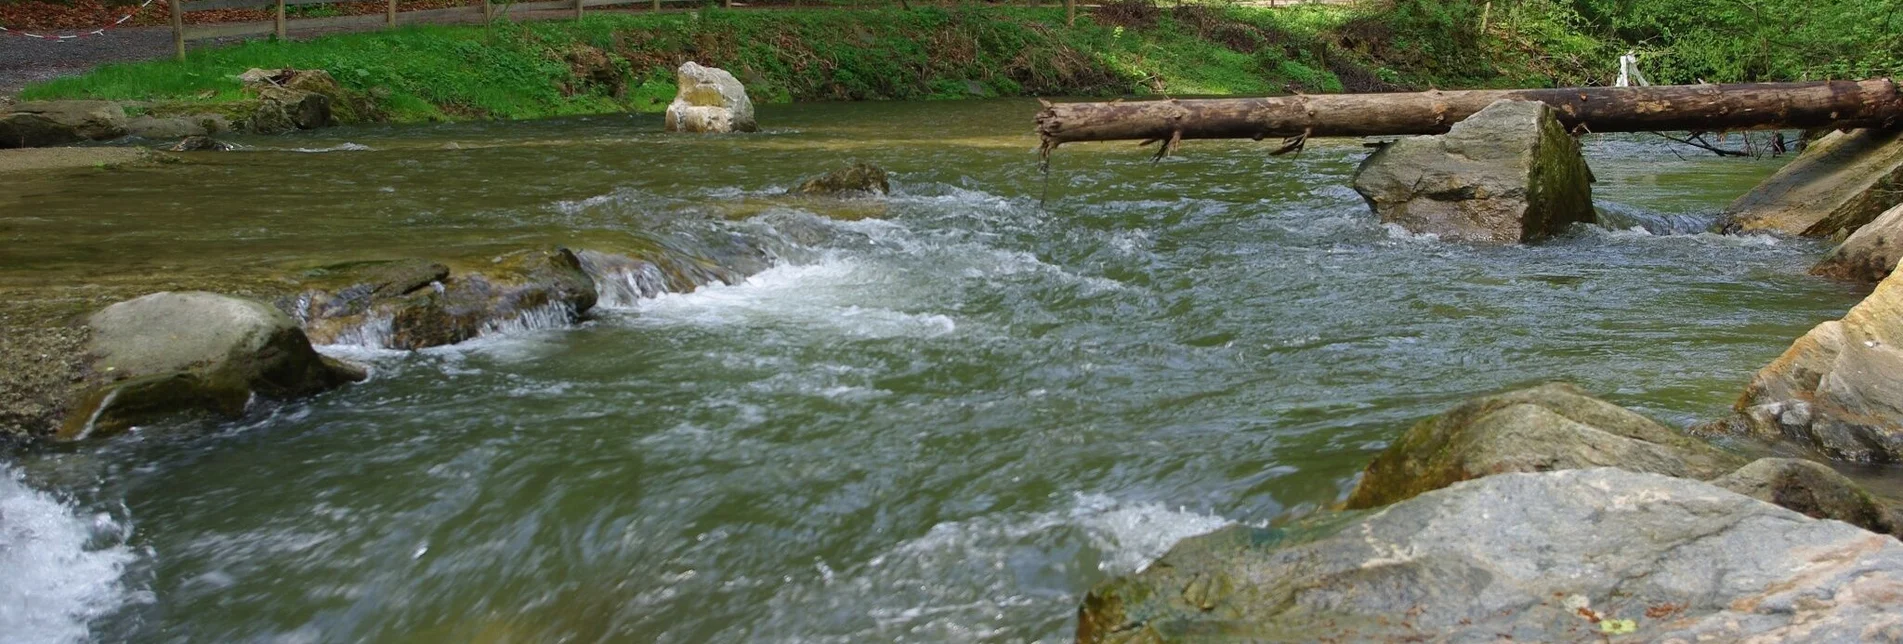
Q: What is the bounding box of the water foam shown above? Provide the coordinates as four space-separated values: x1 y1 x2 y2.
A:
630 259 959 340
287 143 373 153
0 466 137 644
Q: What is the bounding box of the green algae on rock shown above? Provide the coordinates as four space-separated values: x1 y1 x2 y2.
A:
1352 100 1596 244
1343 382 1741 509
1713 457 1903 537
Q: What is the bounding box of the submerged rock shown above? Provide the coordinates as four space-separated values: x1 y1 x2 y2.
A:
1351 99 1595 243
129 115 233 141
1078 468 1903 643
1723 128 1903 237
1813 202 1903 283
664 62 757 134
1344 383 1742 508
0 100 129 149
1725 268 1903 462
290 250 596 350
791 162 890 196
1713 457 1903 537
58 292 365 441
164 135 240 152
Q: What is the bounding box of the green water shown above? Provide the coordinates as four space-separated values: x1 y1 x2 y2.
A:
0 100 1872 643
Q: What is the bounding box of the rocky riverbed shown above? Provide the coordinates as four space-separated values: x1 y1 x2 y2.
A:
2 98 1901 642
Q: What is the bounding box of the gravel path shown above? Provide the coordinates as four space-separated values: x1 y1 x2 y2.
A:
0 27 180 96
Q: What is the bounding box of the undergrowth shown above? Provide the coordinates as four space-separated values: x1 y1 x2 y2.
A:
20 0 1900 124
19 4 1381 122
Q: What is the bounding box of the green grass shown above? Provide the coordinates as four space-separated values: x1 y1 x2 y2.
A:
21 5 1380 123
27 0 1893 125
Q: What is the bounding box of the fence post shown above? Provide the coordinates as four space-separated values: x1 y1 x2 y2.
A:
386 0 396 26
652 0 659 10
574 0 583 19
170 0 185 60
1064 0 1074 25
274 0 285 40
482 0 491 20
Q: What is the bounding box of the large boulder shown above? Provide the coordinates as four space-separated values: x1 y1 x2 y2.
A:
0 100 129 149
1813 201 1903 283
1713 457 1903 537
1723 128 1903 237
1351 99 1595 244
1726 268 1903 462
249 86 333 133
1344 383 1742 508
664 62 757 134
1078 468 1903 643
58 292 365 441
287 250 597 350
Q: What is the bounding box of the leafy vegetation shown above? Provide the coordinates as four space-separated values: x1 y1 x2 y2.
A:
19 4 1378 122
18 0 1902 124
1347 0 1903 88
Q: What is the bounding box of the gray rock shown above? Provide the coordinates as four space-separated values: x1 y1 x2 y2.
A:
0 100 129 148
664 62 757 134
1814 201 1903 283
1079 468 1903 643
1352 99 1596 243
59 292 365 441
1714 457 1902 537
1724 128 1903 237
1344 383 1742 508
1727 268 1903 462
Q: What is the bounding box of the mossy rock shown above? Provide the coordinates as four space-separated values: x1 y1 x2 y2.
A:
791 162 890 196
1344 382 1743 509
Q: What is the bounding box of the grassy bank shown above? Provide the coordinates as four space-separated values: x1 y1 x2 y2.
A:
18 0 1902 124
21 5 1378 122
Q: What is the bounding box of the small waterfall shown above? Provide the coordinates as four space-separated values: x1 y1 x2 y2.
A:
328 312 395 349
1595 202 1721 235
479 303 576 338
576 250 676 309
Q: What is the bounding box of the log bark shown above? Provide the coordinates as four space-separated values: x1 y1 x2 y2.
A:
1035 80 1903 154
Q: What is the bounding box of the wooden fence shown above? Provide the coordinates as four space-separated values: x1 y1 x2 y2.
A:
168 0 1086 60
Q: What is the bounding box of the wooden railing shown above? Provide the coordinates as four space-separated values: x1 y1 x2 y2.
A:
167 0 746 59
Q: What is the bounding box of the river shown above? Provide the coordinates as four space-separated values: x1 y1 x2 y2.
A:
0 99 1870 642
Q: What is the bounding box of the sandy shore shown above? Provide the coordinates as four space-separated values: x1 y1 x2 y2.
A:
0 146 175 173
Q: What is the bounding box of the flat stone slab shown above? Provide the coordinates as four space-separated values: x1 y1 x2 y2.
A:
1079 468 1903 643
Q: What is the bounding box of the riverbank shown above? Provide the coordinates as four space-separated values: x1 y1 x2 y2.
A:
12 5 1362 124
11 0 1899 129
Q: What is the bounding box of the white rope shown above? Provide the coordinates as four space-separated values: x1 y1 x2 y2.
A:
0 0 161 41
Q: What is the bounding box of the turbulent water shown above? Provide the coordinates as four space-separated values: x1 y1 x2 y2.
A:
0 100 1874 642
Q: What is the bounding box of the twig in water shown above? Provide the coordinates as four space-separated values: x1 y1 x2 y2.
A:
1649 131 1751 157
1270 128 1311 156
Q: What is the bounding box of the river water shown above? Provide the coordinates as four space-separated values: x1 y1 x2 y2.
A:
0 100 1872 642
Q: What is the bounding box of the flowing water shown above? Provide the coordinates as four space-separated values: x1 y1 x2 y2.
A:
0 100 1875 642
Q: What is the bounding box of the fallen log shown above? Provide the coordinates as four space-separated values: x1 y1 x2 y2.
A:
1035 79 1903 157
